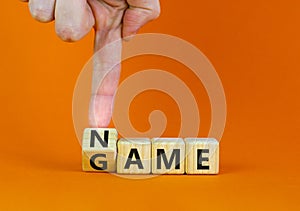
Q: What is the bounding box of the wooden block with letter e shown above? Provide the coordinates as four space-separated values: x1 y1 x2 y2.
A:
82 128 118 172
117 138 151 174
152 138 185 174
185 138 219 174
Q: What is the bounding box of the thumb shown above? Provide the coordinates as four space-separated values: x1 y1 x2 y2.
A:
122 0 160 40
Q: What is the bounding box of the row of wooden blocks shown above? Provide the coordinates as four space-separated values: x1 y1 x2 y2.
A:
82 128 219 174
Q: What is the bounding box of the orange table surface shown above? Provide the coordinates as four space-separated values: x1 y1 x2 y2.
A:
1 1 299 210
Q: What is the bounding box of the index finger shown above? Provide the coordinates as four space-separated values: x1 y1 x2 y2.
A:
89 27 123 128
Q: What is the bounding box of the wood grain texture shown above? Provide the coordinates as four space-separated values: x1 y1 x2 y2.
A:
185 138 219 174
117 138 151 174
152 138 185 174
82 128 118 172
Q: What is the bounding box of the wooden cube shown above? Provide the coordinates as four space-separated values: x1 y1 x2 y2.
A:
151 138 185 174
82 128 118 172
185 138 219 174
117 138 151 174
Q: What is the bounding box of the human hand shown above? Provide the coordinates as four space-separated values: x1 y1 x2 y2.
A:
21 0 160 127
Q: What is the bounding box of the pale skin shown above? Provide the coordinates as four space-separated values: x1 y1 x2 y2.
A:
20 0 160 127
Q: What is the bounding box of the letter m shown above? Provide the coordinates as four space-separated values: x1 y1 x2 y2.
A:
157 149 180 169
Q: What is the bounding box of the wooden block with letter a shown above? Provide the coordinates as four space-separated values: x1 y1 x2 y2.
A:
117 138 151 174
185 138 219 174
82 128 118 172
152 138 185 174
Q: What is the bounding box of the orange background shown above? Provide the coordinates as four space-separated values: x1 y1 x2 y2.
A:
1 0 300 210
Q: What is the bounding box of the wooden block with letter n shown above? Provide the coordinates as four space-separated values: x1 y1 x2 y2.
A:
82 128 118 172
117 138 151 174
185 138 219 174
151 138 185 174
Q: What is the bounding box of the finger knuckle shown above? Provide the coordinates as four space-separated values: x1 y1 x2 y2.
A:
55 25 83 42
30 5 53 22
151 8 161 20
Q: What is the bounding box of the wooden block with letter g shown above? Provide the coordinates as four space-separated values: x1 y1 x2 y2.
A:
152 138 185 174
82 128 118 172
117 138 151 174
185 138 219 174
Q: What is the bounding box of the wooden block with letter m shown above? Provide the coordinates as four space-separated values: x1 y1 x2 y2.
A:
82 128 118 172
152 138 185 174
